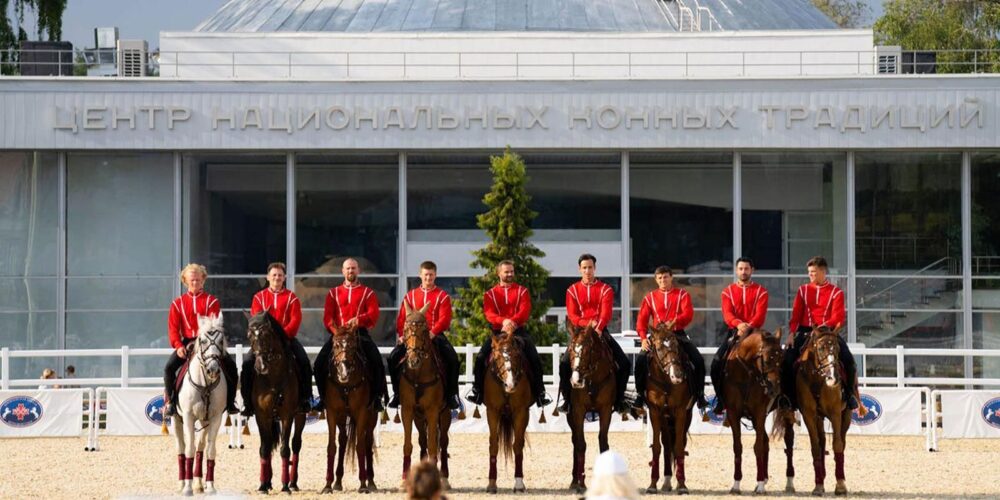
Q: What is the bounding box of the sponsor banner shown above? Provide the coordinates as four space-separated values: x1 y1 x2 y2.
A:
940 391 1000 439
0 390 83 437
847 387 923 436
105 388 170 436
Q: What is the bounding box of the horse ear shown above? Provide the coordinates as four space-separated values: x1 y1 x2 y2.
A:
565 319 576 336
774 327 782 343
418 302 430 314
404 301 412 315
243 309 251 321
833 323 843 336
197 315 206 329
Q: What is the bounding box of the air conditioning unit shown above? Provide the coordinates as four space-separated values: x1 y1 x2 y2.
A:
875 45 901 75
117 39 147 77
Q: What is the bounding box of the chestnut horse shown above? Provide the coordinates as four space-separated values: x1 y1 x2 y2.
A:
483 330 532 493
719 328 783 494
398 303 452 489
565 323 617 494
644 323 694 494
773 325 854 496
321 325 378 494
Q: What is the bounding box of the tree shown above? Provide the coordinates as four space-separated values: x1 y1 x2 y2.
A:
811 0 869 29
1 0 68 75
874 0 1000 73
451 149 563 349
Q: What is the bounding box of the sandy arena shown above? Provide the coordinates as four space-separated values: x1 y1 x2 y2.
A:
1 432 996 499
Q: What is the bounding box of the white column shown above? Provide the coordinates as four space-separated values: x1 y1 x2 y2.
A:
398 152 407 306
846 152 858 344
620 151 631 331
286 153 296 291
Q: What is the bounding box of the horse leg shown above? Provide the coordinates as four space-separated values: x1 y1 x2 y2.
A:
801 411 825 496
569 408 587 493
335 420 347 491
832 409 849 496
662 414 673 492
402 405 415 487
426 405 441 467
183 413 196 496
280 417 294 493
257 417 273 493
783 411 796 493
173 415 185 493
674 408 690 495
512 405 529 492
753 411 769 494
289 413 305 491
417 412 429 460
322 416 337 494
203 412 224 495
366 418 378 492
356 412 371 494
439 412 451 491
597 405 612 454
728 408 743 494
647 407 661 493
486 407 499 494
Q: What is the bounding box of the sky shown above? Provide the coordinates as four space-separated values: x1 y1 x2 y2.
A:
12 0 886 51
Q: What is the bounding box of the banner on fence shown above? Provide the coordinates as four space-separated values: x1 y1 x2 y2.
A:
0 389 83 438
940 391 1000 439
105 388 234 436
847 387 923 436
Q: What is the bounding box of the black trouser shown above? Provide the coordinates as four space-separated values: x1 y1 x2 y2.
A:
710 328 739 406
472 328 546 405
781 326 857 408
314 329 387 408
163 347 238 408
388 334 460 402
634 330 705 403
241 337 312 408
558 329 631 408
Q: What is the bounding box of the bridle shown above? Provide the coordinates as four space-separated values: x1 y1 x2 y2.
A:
808 328 842 387
568 326 611 390
491 332 523 394
649 326 686 385
186 325 226 419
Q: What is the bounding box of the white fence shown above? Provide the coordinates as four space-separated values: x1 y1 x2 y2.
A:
2 343 1000 450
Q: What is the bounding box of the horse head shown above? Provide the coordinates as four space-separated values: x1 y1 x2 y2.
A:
566 321 601 389
491 330 523 394
245 309 286 377
810 325 843 388
195 314 226 383
330 324 363 386
649 322 686 385
403 302 432 372
752 327 784 398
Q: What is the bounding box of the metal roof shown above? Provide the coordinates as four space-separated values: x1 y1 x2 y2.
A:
194 0 838 33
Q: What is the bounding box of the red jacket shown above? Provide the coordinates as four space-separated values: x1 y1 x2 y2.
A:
483 283 531 330
789 281 845 333
251 287 302 338
168 291 221 350
566 280 614 331
636 288 693 340
396 286 452 337
323 283 380 334
721 282 769 329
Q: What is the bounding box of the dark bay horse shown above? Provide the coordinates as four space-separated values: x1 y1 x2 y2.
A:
484 330 532 493
398 303 452 489
244 311 306 493
773 325 855 496
644 323 694 494
565 323 617 494
321 324 378 494
719 328 783 494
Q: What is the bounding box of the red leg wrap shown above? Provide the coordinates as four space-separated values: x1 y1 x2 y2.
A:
734 455 742 481
756 453 768 482
834 452 845 481
194 451 203 478
206 459 215 482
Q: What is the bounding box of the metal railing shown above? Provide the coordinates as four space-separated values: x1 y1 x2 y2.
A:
3 48 1000 80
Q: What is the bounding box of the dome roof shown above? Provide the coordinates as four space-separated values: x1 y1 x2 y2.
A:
195 0 837 33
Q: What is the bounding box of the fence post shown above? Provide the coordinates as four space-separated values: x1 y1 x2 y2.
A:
895 345 905 388
464 343 474 390
121 346 130 388
1 347 9 390
551 343 560 397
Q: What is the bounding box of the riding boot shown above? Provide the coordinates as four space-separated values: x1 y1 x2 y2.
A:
840 338 859 410
223 354 240 414
679 335 708 408
633 351 648 409
240 357 255 417
604 332 632 413
558 351 571 413
520 336 551 408
710 334 732 414
361 333 387 411
313 338 333 412
387 343 405 408
163 351 184 417
780 329 808 410
288 339 313 412
466 339 490 405
435 335 462 410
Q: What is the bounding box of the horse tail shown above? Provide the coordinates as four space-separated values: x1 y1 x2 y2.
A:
346 415 359 467
270 420 281 451
771 408 794 442
498 411 515 465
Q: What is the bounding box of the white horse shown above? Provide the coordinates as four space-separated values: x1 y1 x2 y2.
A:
173 314 228 496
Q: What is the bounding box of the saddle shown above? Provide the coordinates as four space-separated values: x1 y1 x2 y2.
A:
173 343 195 394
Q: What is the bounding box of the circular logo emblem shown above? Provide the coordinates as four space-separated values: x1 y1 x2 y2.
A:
851 393 882 426
145 395 170 426
981 397 1000 430
0 396 44 428
703 394 726 426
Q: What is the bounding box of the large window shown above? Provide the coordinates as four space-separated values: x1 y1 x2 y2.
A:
0 152 58 378
971 153 1000 378
855 152 963 377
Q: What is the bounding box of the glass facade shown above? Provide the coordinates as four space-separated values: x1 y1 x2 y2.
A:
1 150 998 380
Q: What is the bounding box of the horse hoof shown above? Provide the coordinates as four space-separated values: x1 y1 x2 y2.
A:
730 487 740 494
786 478 795 493
812 485 824 496
835 482 847 496
320 487 333 494
333 481 343 491
486 485 498 494
358 486 369 494
662 481 673 492
513 477 526 492
677 486 689 495
281 485 291 494
441 477 450 491
288 482 299 492
647 486 659 494
367 481 378 492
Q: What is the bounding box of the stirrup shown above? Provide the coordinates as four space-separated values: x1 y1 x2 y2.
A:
240 405 254 417
447 395 461 410
388 394 400 409
465 389 483 406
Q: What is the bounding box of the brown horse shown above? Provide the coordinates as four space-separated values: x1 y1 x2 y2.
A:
321 325 378 494
483 330 532 493
244 311 307 494
773 325 852 496
720 328 783 494
644 323 694 494
564 323 617 494
398 303 452 489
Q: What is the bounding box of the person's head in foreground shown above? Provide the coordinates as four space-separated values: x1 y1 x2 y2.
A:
407 458 445 500
585 450 639 500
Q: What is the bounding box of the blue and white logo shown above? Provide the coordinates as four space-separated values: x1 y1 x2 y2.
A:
0 396 44 428
145 395 170 426
981 397 1000 430
703 394 726 426
851 393 882 426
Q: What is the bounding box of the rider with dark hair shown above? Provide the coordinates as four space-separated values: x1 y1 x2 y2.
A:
240 262 312 416
163 263 239 416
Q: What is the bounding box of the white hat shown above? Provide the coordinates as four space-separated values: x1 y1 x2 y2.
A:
593 450 628 478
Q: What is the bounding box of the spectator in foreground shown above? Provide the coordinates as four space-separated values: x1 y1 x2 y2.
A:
406 458 445 500
585 450 639 500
